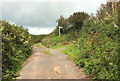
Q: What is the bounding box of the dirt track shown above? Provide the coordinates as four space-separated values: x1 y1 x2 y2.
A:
16 44 90 79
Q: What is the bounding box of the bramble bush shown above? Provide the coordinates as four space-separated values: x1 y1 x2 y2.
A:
64 2 120 80
1 20 33 81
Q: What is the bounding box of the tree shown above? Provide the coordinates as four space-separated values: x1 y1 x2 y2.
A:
56 15 69 33
68 12 90 29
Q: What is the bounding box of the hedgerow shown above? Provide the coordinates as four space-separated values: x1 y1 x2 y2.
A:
64 2 120 80
1 20 33 81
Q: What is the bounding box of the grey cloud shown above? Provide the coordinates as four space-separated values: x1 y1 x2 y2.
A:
2 2 72 28
1 1 106 29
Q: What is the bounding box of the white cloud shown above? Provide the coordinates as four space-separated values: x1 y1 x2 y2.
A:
0 0 106 2
27 27 55 35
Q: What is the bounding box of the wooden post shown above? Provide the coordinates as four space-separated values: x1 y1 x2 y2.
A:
59 26 60 36
59 26 63 36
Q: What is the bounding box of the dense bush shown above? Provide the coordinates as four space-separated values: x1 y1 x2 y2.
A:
1 20 33 81
64 2 120 80
31 34 47 43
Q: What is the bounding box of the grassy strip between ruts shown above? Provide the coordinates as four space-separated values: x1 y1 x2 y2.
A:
50 44 67 49
43 50 52 56
34 43 42 48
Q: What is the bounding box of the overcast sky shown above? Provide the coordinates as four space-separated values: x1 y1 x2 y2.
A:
0 0 106 35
